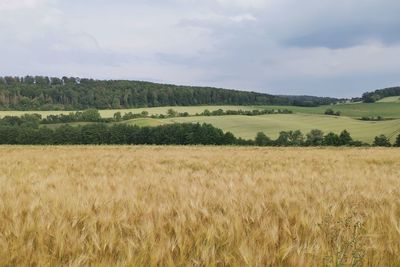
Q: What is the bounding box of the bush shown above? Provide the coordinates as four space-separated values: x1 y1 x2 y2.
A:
306 129 324 146
325 109 334 115
373 135 391 147
360 116 384 121
395 134 400 147
275 130 304 146
323 132 341 146
255 132 272 146
325 109 341 116
339 130 353 145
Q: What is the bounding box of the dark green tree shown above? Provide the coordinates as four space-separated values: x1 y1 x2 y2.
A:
395 134 400 147
113 112 122 122
223 132 237 145
325 108 335 115
53 125 80 144
373 135 391 147
37 127 54 144
274 130 304 146
275 131 291 146
203 109 211 116
255 132 272 146
167 109 178 117
323 132 341 146
339 130 353 145
80 109 102 122
306 129 324 146
289 130 304 146
80 124 109 144
112 97 121 109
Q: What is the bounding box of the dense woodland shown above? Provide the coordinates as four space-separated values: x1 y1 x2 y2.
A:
0 76 339 110
362 87 400 103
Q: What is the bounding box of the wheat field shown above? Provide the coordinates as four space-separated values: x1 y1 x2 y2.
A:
0 146 399 266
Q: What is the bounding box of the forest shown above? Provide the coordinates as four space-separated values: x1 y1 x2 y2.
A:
0 76 339 110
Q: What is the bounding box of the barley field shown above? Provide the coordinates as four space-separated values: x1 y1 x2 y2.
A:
0 146 399 266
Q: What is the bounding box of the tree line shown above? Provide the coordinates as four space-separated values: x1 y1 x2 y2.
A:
255 130 399 147
255 129 364 146
362 87 400 103
197 108 293 117
0 76 339 110
0 114 399 146
3 108 294 126
0 123 244 145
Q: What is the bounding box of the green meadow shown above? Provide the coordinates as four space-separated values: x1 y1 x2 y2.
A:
1 102 400 118
4 101 400 143
121 114 399 143
377 96 400 103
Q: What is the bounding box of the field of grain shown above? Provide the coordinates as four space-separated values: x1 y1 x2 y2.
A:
0 105 264 118
0 146 399 266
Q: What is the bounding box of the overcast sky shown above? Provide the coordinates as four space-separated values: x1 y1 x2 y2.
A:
1 0 400 97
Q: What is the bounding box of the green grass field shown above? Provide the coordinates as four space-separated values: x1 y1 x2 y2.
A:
377 96 400 103
159 114 400 142
0 106 261 118
122 118 166 127
43 114 400 143
1 102 400 118
4 102 400 143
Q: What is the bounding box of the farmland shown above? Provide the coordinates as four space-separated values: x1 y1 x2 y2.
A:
0 146 399 266
377 96 400 103
121 115 399 143
162 114 400 142
40 114 400 143
1 101 400 144
1 102 400 119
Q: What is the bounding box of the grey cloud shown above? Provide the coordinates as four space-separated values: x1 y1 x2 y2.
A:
1 0 400 97
283 19 400 49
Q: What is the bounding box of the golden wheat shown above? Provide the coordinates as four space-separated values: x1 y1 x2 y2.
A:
0 146 399 266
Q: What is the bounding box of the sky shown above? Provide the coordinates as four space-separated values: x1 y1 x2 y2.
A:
0 0 400 97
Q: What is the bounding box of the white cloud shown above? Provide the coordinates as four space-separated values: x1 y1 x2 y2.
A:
216 0 270 8
229 14 257 22
0 0 46 10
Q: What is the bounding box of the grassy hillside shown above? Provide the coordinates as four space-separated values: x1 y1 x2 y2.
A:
280 102 400 118
4 102 400 143
1 146 399 266
42 114 400 144
123 118 166 127
154 114 400 142
0 76 339 110
0 106 262 118
377 96 400 103
323 102 400 118
1 102 400 118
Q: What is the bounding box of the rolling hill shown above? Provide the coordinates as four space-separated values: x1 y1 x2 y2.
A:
1 77 399 144
0 76 339 110
1 101 400 119
121 114 399 143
